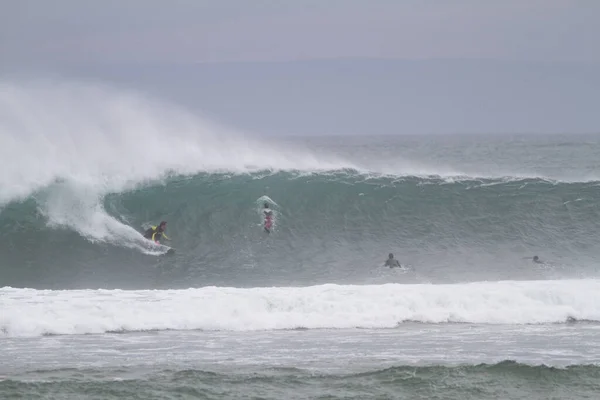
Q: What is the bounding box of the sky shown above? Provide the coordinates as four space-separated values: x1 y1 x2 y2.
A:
2 0 599 65
1 0 599 134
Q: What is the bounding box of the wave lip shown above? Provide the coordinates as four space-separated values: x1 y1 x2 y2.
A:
2 279 599 337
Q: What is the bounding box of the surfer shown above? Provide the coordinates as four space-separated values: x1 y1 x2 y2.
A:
144 221 170 244
532 255 542 264
263 203 273 233
385 253 401 268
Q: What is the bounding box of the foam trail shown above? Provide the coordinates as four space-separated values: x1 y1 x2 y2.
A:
36 181 164 254
2 279 599 337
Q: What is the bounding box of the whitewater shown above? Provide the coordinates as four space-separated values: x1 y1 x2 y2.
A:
2 279 599 337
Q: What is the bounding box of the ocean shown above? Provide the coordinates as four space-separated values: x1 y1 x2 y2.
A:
1 80 599 399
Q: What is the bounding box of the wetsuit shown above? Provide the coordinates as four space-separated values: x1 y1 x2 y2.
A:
144 226 169 243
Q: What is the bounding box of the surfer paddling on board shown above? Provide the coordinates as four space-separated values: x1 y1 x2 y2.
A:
385 253 401 268
144 221 170 244
523 255 543 264
263 203 273 233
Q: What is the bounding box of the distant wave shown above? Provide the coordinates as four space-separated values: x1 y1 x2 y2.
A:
2 279 599 337
3 361 599 399
353 360 600 377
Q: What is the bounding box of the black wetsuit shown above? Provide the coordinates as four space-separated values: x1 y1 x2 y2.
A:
144 226 165 242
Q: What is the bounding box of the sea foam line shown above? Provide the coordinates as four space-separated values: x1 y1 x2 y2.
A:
1 279 599 337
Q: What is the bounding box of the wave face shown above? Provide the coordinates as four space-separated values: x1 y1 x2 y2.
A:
1 79 600 291
2 172 600 288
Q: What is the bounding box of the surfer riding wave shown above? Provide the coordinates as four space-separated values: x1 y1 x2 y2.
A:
144 221 170 244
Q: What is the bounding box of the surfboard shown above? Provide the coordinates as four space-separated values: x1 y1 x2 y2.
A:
139 236 174 255
153 244 174 255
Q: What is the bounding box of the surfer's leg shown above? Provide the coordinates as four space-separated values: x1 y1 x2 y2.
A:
264 219 272 233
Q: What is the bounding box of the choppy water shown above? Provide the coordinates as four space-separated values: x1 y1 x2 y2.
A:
1 80 599 399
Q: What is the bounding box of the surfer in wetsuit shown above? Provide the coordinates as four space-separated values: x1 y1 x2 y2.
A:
144 221 170 244
385 253 401 268
263 203 273 233
532 255 542 264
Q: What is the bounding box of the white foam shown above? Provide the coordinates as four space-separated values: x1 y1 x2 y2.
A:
1 279 599 337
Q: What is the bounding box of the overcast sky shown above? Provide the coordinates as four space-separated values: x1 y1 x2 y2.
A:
2 0 599 65
2 1 599 135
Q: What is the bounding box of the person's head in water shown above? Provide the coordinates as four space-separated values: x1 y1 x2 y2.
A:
388 253 394 259
158 221 167 232
533 255 539 262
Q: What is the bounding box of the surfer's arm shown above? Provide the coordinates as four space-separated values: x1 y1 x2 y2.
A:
162 233 170 240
